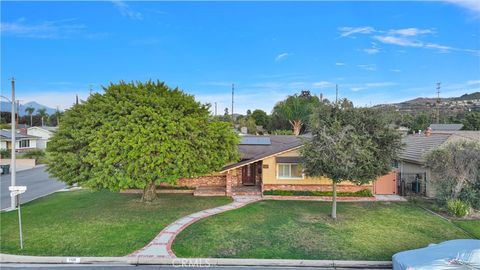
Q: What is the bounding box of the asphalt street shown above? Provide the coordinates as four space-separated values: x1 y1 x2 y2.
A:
0 166 67 210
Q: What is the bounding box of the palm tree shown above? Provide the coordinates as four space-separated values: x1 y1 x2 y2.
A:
25 106 35 127
37 108 48 126
273 91 320 136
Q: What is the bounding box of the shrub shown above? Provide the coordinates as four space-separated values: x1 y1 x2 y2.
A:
447 199 470 217
20 149 46 162
0 149 11 159
263 189 373 197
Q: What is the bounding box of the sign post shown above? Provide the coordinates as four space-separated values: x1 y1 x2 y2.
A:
9 186 26 249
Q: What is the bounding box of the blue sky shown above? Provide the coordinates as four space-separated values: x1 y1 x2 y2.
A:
1 1 480 114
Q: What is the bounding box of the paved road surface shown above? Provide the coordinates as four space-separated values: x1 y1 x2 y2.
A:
1 166 66 210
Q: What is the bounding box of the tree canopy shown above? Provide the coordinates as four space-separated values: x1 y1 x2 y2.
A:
47 81 240 202
272 90 320 135
302 102 403 219
425 140 480 208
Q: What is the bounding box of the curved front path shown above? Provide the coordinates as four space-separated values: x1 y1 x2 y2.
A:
129 196 261 258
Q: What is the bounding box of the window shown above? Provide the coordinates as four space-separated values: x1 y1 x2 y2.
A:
278 163 304 179
19 140 30 148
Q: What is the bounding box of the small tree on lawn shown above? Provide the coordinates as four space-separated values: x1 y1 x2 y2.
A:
47 81 240 202
425 140 480 207
302 102 402 219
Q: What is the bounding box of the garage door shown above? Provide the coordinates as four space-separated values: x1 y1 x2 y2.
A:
374 171 397 195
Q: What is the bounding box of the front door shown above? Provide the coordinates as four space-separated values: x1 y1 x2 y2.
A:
242 163 256 186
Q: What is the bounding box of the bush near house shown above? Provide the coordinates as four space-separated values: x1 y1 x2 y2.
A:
19 149 46 163
263 189 373 197
447 199 470 218
0 149 10 158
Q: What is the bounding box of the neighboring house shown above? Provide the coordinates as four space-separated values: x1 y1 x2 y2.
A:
397 128 480 197
429 123 463 131
27 126 57 149
177 135 394 196
0 129 39 152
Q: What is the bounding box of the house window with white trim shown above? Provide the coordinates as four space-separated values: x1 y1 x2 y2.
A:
19 140 30 148
277 163 304 179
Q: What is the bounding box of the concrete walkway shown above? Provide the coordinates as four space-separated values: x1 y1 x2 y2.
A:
129 196 261 258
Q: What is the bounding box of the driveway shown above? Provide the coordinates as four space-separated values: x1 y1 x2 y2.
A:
1 166 66 210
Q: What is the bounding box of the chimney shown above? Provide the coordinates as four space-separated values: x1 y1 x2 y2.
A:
425 127 432 137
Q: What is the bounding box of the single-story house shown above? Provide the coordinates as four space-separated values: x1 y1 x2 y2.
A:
0 129 39 152
396 128 480 197
175 135 395 196
27 126 57 150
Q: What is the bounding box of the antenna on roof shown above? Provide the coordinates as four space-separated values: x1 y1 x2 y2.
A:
435 82 441 124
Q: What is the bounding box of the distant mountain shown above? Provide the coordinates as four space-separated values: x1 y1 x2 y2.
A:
0 101 58 116
376 91 480 116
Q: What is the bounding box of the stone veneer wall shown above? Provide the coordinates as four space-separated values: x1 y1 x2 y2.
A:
262 184 372 193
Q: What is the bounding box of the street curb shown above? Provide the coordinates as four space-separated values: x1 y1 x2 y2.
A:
0 254 392 268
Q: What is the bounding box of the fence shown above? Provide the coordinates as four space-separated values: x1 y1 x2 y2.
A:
397 172 427 196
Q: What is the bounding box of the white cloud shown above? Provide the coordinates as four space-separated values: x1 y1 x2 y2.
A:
351 87 364 92
365 82 395 87
357 64 377 71
338 26 375 37
312 81 334 89
364 48 380 54
390 69 402 73
340 25 478 55
1 19 86 39
388 28 433 36
335 62 345 66
444 0 480 15
467 80 480 85
111 1 143 20
275 52 290 62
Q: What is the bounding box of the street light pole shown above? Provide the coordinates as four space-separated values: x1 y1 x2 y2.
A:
10 77 17 210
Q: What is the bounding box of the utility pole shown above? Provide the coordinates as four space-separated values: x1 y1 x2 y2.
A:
56 106 60 126
10 77 17 211
436 82 441 124
214 102 217 116
89 84 93 95
231 83 234 123
76 94 79 105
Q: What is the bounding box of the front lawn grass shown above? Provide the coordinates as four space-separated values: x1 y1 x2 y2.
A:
0 190 231 256
453 220 480 239
173 200 471 260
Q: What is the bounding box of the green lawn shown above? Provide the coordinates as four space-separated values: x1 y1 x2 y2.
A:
173 200 472 260
454 220 480 239
0 190 231 256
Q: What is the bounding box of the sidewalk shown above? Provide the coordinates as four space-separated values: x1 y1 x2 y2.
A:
0 253 392 269
129 196 261 258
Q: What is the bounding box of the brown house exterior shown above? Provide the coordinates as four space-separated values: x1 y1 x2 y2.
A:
175 135 393 196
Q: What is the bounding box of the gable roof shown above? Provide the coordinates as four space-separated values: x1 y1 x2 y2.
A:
429 123 463 131
398 134 450 164
221 135 305 172
0 129 39 140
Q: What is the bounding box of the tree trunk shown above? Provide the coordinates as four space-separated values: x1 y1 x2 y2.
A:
142 182 157 202
30 115 33 127
290 119 302 136
41 117 44 127
331 182 337 220
452 175 466 199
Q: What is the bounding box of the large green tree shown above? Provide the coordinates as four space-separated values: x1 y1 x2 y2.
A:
250 109 270 128
462 111 480 130
302 102 403 219
272 90 320 135
47 81 240 202
425 140 480 204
